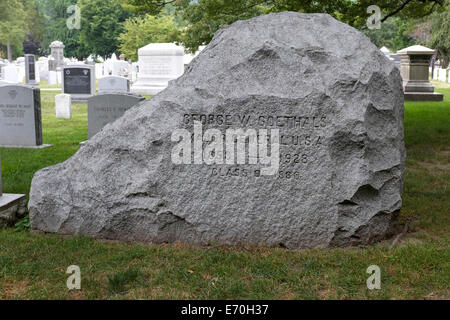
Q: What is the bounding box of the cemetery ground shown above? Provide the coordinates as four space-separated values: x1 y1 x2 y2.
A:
0 85 449 300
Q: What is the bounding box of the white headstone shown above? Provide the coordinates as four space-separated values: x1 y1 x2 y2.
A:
131 43 184 95
438 68 447 82
433 67 439 80
3 66 19 83
55 94 72 119
48 70 57 85
57 69 62 84
95 63 104 79
98 76 130 93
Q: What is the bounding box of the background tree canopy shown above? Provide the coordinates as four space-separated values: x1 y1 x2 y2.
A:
124 0 448 53
0 0 447 62
118 14 183 61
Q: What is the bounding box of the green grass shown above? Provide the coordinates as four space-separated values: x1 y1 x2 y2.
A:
37 80 62 90
0 86 449 300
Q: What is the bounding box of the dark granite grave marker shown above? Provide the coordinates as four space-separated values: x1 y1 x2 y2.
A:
25 54 37 84
62 65 95 102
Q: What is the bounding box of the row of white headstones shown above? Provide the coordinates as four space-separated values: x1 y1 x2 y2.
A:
431 67 450 83
0 43 205 86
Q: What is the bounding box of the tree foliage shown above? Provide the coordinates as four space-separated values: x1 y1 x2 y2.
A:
124 0 447 52
118 14 182 61
36 0 84 58
363 18 416 52
428 1 450 67
78 0 131 59
0 0 28 60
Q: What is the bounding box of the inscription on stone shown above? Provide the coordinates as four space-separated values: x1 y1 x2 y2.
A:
29 13 406 249
141 56 173 76
88 93 145 139
0 85 42 146
64 68 91 94
178 112 328 180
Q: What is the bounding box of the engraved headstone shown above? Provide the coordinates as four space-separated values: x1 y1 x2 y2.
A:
25 54 37 85
0 85 45 147
88 93 144 139
29 13 406 248
62 65 95 102
131 43 184 95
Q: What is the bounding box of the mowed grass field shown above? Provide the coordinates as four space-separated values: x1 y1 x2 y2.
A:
0 83 448 300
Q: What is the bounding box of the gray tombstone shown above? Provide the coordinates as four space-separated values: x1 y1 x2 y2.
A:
62 65 96 102
0 85 47 148
397 45 443 101
98 76 130 93
88 93 144 139
49 41 65 70
25 54 37 85
29 13 407 248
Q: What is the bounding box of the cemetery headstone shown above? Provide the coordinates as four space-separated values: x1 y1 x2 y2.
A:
398 45 443 101
29 13 406 248
62 65 96 102
37 59 49 82
25 54 37 85
95 63 104 79
131 43 184 95
55 94 72 119
48 70 57 85
3 66 19 83
433 67 439 80
88 93 144 139
98 76 130 93
438 68 447 82
0 85 49 148
0 61 5 78
0 158 27 228
49 41 65 71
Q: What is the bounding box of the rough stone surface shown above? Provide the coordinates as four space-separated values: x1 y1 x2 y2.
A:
29 12 405 248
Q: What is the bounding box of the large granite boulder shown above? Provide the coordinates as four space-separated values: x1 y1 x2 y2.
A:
29 12 405 248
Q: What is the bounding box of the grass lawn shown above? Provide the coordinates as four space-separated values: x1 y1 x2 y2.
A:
0 85 449 300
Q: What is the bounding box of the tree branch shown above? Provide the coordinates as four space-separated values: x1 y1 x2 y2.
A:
380 0 414 23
